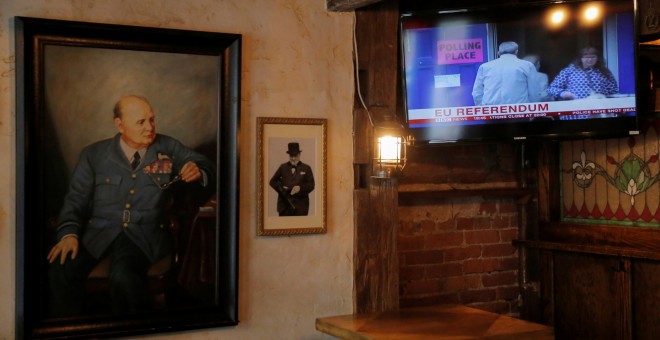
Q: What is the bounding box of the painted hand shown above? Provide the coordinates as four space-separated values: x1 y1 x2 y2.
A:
47 236 79 265
180 161 202 182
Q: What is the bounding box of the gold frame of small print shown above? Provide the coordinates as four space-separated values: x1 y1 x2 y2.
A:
257 117 327 236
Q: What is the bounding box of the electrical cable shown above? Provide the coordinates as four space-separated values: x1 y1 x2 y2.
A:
352 11 374 128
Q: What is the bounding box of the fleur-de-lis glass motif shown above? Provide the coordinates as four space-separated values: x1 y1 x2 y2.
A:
572 151 596 188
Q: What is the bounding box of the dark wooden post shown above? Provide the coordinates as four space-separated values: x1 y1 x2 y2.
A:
353 0 400 313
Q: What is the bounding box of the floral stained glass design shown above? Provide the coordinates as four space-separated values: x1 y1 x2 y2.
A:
561 120 660 226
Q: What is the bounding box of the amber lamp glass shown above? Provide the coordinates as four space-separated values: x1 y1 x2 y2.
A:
373 132 406 178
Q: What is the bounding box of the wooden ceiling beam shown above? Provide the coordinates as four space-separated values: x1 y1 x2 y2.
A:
326 0 384 12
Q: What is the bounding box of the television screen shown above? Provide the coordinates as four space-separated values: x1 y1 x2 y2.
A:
400 0 638 144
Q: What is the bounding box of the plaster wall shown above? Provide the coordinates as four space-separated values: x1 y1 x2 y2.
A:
0 0 355 339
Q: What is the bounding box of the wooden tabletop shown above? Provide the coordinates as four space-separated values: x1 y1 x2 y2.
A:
316 304 554 339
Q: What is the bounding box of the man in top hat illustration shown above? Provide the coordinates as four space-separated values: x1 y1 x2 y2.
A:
269 142 315 216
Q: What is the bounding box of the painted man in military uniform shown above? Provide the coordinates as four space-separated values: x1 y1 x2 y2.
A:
47 94 215 316
269 142 315 216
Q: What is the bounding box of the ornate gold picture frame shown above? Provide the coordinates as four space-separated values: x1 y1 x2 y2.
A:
257 117 327 236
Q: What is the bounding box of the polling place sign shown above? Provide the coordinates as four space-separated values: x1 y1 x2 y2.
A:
437 38 483 65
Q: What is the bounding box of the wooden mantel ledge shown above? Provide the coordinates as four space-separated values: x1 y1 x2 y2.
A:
514 239 660 261
316 304 554 339
398 184 534 205
398 182 520 192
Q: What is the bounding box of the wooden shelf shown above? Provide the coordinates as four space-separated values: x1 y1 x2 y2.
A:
316 304 554 339
514 239 660 261
398 187 535 205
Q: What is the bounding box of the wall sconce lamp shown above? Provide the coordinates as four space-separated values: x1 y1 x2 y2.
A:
373 120 407 179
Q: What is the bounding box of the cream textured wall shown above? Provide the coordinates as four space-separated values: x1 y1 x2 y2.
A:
0 0 355 339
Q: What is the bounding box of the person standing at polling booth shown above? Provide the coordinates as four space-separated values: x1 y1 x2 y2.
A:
522 54 552 102
472 41 537 106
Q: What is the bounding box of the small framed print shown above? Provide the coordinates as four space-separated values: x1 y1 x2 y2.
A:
257 117 327 236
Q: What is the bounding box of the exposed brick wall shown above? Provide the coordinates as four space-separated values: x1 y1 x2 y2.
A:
398 199 521 314
398 143 522 315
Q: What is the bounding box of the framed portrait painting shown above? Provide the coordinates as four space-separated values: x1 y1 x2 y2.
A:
257 117 327 236
15 17 240 338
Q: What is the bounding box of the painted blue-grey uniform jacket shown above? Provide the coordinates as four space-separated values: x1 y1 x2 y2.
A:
55 133 215 263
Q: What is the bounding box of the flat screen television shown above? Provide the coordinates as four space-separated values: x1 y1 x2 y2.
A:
400 0 639 144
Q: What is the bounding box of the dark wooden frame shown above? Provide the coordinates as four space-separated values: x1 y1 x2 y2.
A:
15 17 240 339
